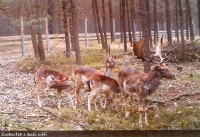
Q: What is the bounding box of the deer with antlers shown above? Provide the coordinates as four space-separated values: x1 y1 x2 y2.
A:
35 69 75 109
72 56 117 104
119 37 176 125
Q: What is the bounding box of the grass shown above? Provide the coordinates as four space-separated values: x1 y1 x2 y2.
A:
5 42 200 130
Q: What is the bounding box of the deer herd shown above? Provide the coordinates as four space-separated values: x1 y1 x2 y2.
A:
34 37 176 126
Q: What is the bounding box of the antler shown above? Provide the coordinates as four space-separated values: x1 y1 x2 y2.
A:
133 36 170 65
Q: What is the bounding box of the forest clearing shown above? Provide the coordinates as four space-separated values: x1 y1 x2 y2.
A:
0 40 200 131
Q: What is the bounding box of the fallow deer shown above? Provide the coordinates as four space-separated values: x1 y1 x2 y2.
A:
72 56 117 104
119 63 175 125
35 69 75 109
120 36 175 125
87 74 121 111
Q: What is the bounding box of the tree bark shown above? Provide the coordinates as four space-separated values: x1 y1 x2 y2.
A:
130 0 136 41
92 0 100 44
165 0 172 45
175 0 179 43
35 0 45 61
178 0 184 45
140 0 151 73
122 0 127 53
71 0 81 65
93 0 105 50
153 0 158 44
198 0 200 37
109 0 114 43
126 0 132 46
186 0 194 41
47 0 54 34
62 0 71 58
102 0 109 52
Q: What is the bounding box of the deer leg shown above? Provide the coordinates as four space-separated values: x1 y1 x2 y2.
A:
123 92 130 117
57 89 62 109
138 98 144 125
75 82 83 103
144 99 149 125
66 91 76 110
36 90 42 107
99 93 107 109
88 88 99 111
102 94 108 109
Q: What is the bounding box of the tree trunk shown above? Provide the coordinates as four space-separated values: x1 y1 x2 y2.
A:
102 0 109 52
126 0 132 46
198 0 200 37
35 0 45 61
119 0 123 43
29 0 39 58
31 24 39 58
109 0 114 43
62 0 71 58
153 0 158 44
165 0 172 45
147 1 152 47
130 0 136 41
140 0 151 73
186 0 194 41
175 0 179 43
178 0 184 44
47 0 54 34
71 0 81 65
93 0 105 50
122 0 127 53
185 0 189 40
92 0 100 44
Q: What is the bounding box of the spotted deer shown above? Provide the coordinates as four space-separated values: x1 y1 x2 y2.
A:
120 37 175 125
119 62 175 125
72 56 117 104
87 74 121 111
35 69 75 109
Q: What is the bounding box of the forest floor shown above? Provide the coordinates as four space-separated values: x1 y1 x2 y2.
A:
0 40 200 131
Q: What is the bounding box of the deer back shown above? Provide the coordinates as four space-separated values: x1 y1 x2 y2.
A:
73 66 103 82
35 69 69 88
88 75 121 93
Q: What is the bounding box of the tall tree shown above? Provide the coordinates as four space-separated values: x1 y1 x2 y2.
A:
140 0 151 73
198 0 200 37
35 0 45 61
29 0 39 58
153 0 158 44
175 0 179 43
186 0 194 41
92 0 100 44
130 0 136 41
178 0 184 44
71 0 81 64
62 0 71 58
126 0 132 46
109 0 114 43
122 0 127 53
102 0 109 52
119 0 123 43
185 0 189 40
93 0 106 50
165 0 172 44
47 0 54 34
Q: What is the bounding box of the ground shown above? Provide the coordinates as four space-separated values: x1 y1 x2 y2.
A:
0 40 200 130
